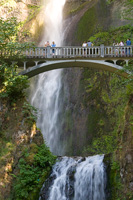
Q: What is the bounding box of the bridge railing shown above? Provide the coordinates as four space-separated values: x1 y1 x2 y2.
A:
24 46 101 58
1 45 132 59
104 46 132 57
24 45 132 58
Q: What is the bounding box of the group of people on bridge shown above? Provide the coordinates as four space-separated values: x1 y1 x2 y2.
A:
82 38 132 56
113 38 132 56
82 40 93 47
44 41 56 55
42 38 132 57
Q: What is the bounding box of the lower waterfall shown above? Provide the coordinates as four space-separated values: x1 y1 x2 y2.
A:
39 155 107 200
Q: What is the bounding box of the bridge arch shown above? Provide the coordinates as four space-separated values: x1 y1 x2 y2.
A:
105 60 114 64
19 59 130 78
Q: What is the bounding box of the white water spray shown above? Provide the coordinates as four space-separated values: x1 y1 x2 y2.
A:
39 155 107 200
30 0 66 155
40 0 66 46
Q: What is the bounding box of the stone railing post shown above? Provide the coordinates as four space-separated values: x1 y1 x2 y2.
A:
100 44 104 57
47 46 51 58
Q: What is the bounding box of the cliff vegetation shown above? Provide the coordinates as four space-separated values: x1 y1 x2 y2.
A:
0 17 56 200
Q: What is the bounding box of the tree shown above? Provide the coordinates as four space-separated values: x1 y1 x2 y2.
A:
0 17 34 101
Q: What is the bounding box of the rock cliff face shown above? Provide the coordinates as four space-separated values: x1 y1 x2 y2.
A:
116 94 133 199
63 0 132 45
0 0 44 43
0 0 40 21
0 0 132 45
0 98 44 199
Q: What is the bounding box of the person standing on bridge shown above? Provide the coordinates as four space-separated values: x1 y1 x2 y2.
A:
45 41 50 47
119 41 124 56
51 41 56 56
87 40 93 47
82 41 87 56
126 38 131 56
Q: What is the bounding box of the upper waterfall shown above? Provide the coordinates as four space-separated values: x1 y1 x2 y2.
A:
29 0 66 155
40 0 66 46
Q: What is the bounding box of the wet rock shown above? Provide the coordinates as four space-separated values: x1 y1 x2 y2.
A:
65 165 77 199
77 157 86 163
39 173 56 200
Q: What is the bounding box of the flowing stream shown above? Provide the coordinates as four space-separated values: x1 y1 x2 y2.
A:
29 0 107 199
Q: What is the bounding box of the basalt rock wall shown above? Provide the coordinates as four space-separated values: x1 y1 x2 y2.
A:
63 0 132 45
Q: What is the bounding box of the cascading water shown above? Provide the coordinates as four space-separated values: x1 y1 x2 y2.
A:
29 0 66 155
29 1 107 199
40 0 66 46
39 155 107 200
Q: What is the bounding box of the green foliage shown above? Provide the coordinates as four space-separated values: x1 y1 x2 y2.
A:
0 62 29 101
82 69 131 155
1 75 29 100
84 135 117 155
0 17 34 57
0 17 34 101
0 17 34 60
119 63 133 84
108 159 128 200
22 102 38 125
89 25 133 45
110 161 122 195
12 144 56 200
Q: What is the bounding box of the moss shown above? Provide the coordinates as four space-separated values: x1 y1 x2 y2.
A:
63 1 89 18
67 2 90 17
75 6 97 44
65 110 73 132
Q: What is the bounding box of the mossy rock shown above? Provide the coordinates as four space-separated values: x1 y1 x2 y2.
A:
29 142 38 153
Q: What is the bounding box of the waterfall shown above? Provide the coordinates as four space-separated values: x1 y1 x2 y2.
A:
30 70 64 155
29 1 108 199
40 0 66 46
29 0 66 155
39 155 107 200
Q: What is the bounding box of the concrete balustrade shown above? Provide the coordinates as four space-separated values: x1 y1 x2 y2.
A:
23 45 133 59
0 45 132 59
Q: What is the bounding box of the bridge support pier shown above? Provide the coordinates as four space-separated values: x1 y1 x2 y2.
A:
23 61 27 70
34 61 39 66
113 60 116 65
125 60 129 66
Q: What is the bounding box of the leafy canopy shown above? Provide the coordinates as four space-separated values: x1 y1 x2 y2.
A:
0 17 34 101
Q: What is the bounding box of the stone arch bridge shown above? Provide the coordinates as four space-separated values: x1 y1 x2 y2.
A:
11 45 132 78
